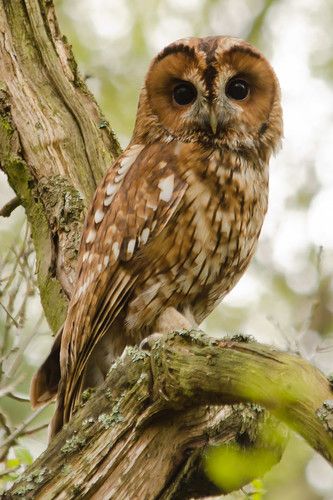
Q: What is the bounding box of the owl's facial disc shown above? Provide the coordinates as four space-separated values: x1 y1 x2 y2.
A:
142 36 282 150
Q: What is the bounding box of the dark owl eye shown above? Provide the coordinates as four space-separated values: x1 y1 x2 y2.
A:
173 81 197 105
226 79 250 100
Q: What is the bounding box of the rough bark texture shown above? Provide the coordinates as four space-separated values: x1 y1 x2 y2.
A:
1 1 333 499
0 0 120 330
4 332 333 499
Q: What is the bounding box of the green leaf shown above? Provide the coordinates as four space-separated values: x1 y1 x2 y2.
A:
14 446 33 465
5 458 20 469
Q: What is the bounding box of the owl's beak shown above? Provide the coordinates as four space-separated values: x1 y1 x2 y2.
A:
209 110 218 135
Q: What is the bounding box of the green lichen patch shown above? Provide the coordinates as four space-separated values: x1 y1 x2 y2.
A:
125 345 150 362
316 400 333 437
11 482 35 496
26 467 49 484
230 333 256 343
37 175 85 230
98 395 124 428
108 356 123 374
61 464 72 476
175 329 214 347
82 417 95 428
61 433 87 455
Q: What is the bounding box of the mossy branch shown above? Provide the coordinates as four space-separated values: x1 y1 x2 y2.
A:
5 331 333 499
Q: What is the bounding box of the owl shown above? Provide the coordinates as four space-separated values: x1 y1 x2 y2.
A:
30 36 283 437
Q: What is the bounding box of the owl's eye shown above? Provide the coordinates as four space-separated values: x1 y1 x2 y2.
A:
173 81 197 105
226 79 250 100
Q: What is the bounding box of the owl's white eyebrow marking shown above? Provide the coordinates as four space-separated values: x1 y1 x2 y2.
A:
112 242 120 260
140 227 150 245
86 229 96 244
127 239 136 256
94 209 104 224
158 174 174 202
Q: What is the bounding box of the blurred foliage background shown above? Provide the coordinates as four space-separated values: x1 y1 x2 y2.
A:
1 0 333 497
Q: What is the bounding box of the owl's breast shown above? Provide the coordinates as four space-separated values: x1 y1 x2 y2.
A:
127 144 269 329
162 145 269 317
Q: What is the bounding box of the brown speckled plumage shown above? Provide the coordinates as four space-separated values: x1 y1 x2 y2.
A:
30 36 283 437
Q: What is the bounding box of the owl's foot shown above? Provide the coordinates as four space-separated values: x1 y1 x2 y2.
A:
139 332 164 351
140 307 195 351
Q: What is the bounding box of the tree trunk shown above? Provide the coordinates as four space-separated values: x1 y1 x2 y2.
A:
1 1 332 499
0 0 120 331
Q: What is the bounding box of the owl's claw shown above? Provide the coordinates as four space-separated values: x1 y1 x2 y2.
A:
139 332 164 351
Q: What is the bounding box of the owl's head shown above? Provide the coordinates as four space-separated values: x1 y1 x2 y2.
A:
133 36 283 157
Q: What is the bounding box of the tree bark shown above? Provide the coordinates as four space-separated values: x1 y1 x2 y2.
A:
4 332 333 499
0 0 120 330
1 1 333 499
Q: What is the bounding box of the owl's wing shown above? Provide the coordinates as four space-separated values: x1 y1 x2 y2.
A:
53 141 187 431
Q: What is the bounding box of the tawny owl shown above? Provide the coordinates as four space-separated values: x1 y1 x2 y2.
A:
31 36 283 437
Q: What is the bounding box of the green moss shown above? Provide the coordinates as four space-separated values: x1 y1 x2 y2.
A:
2 155 69 331
0 114 14 134
80 388 95 405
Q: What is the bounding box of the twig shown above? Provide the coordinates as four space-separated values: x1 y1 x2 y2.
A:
0 301 19 328
0 404 51 460
7 393 30 403
21 423 48 436
0 197 20 218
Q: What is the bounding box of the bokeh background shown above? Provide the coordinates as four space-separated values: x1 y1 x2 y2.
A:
1 0 333 497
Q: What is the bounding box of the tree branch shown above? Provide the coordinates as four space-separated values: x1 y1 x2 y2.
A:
5 332 333 499
0 196 20 217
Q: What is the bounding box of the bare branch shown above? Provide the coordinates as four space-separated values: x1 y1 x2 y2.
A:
0 404 51 462
0 196 20 217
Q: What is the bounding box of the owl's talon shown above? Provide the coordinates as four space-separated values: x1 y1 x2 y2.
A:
139 332 163 351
